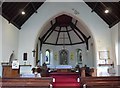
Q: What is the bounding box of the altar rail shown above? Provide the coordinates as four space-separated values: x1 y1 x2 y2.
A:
80 76 120 88
1 77 53 88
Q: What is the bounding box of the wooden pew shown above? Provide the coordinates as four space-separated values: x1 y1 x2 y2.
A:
0 78 2 88
83 81 120 88
1 77 53 88
80 76 120 88
80 67 97 77
89 68 97 77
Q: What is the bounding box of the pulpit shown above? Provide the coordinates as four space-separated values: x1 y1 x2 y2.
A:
2 65 19 77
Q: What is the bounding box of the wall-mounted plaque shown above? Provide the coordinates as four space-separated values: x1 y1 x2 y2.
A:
99 51 110 60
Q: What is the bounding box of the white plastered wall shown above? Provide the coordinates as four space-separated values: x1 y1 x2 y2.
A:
2 17 19 62
118 22 120 75
41 44 93 68
111 22 120 76
0 15 2 77
0 15 19 77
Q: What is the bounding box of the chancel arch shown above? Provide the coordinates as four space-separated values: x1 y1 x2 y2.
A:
36 12 95 68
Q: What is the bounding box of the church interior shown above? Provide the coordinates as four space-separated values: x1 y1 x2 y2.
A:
0 0 120 88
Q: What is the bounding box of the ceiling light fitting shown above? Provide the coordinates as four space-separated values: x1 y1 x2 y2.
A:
104 9 109 14
21 11 25 15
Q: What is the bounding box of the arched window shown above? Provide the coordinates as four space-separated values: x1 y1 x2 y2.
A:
45 49 50 65
77 49 82 64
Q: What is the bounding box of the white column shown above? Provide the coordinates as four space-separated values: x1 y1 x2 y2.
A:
118 22 120 75
0 15 2 77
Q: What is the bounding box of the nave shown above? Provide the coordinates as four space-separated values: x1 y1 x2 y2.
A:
50 72 80 88
0 64 120 88
0 1 120 88
0 71 120 88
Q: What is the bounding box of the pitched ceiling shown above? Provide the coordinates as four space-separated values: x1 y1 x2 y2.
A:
85 2 120 28
1 2 120 29
2 2 44 29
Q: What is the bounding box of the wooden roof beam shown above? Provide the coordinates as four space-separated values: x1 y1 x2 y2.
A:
91 2 98 12
70 22 91 50
41 22 57 41
40 22 57 43
43 25 57 43
31 2 37 13
44 41 85 46
70 22 87 40
109 19 120 28
55 27 61 44
9 2 30 24
65 27 72 45
69 24 84 42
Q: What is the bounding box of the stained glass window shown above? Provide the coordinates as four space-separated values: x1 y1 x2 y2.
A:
45 49 50 65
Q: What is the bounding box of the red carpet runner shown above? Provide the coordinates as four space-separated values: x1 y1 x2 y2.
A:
50 72 80 88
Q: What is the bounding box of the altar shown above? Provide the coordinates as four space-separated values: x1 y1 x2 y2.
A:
55 65 72 72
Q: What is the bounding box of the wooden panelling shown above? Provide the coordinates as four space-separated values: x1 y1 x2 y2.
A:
2 65 19 78
1 77 53 88
80 76 120 88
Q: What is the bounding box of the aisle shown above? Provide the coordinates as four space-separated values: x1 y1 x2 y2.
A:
50 72 80 88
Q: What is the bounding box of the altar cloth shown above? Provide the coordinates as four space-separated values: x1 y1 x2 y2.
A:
55 65 72 69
